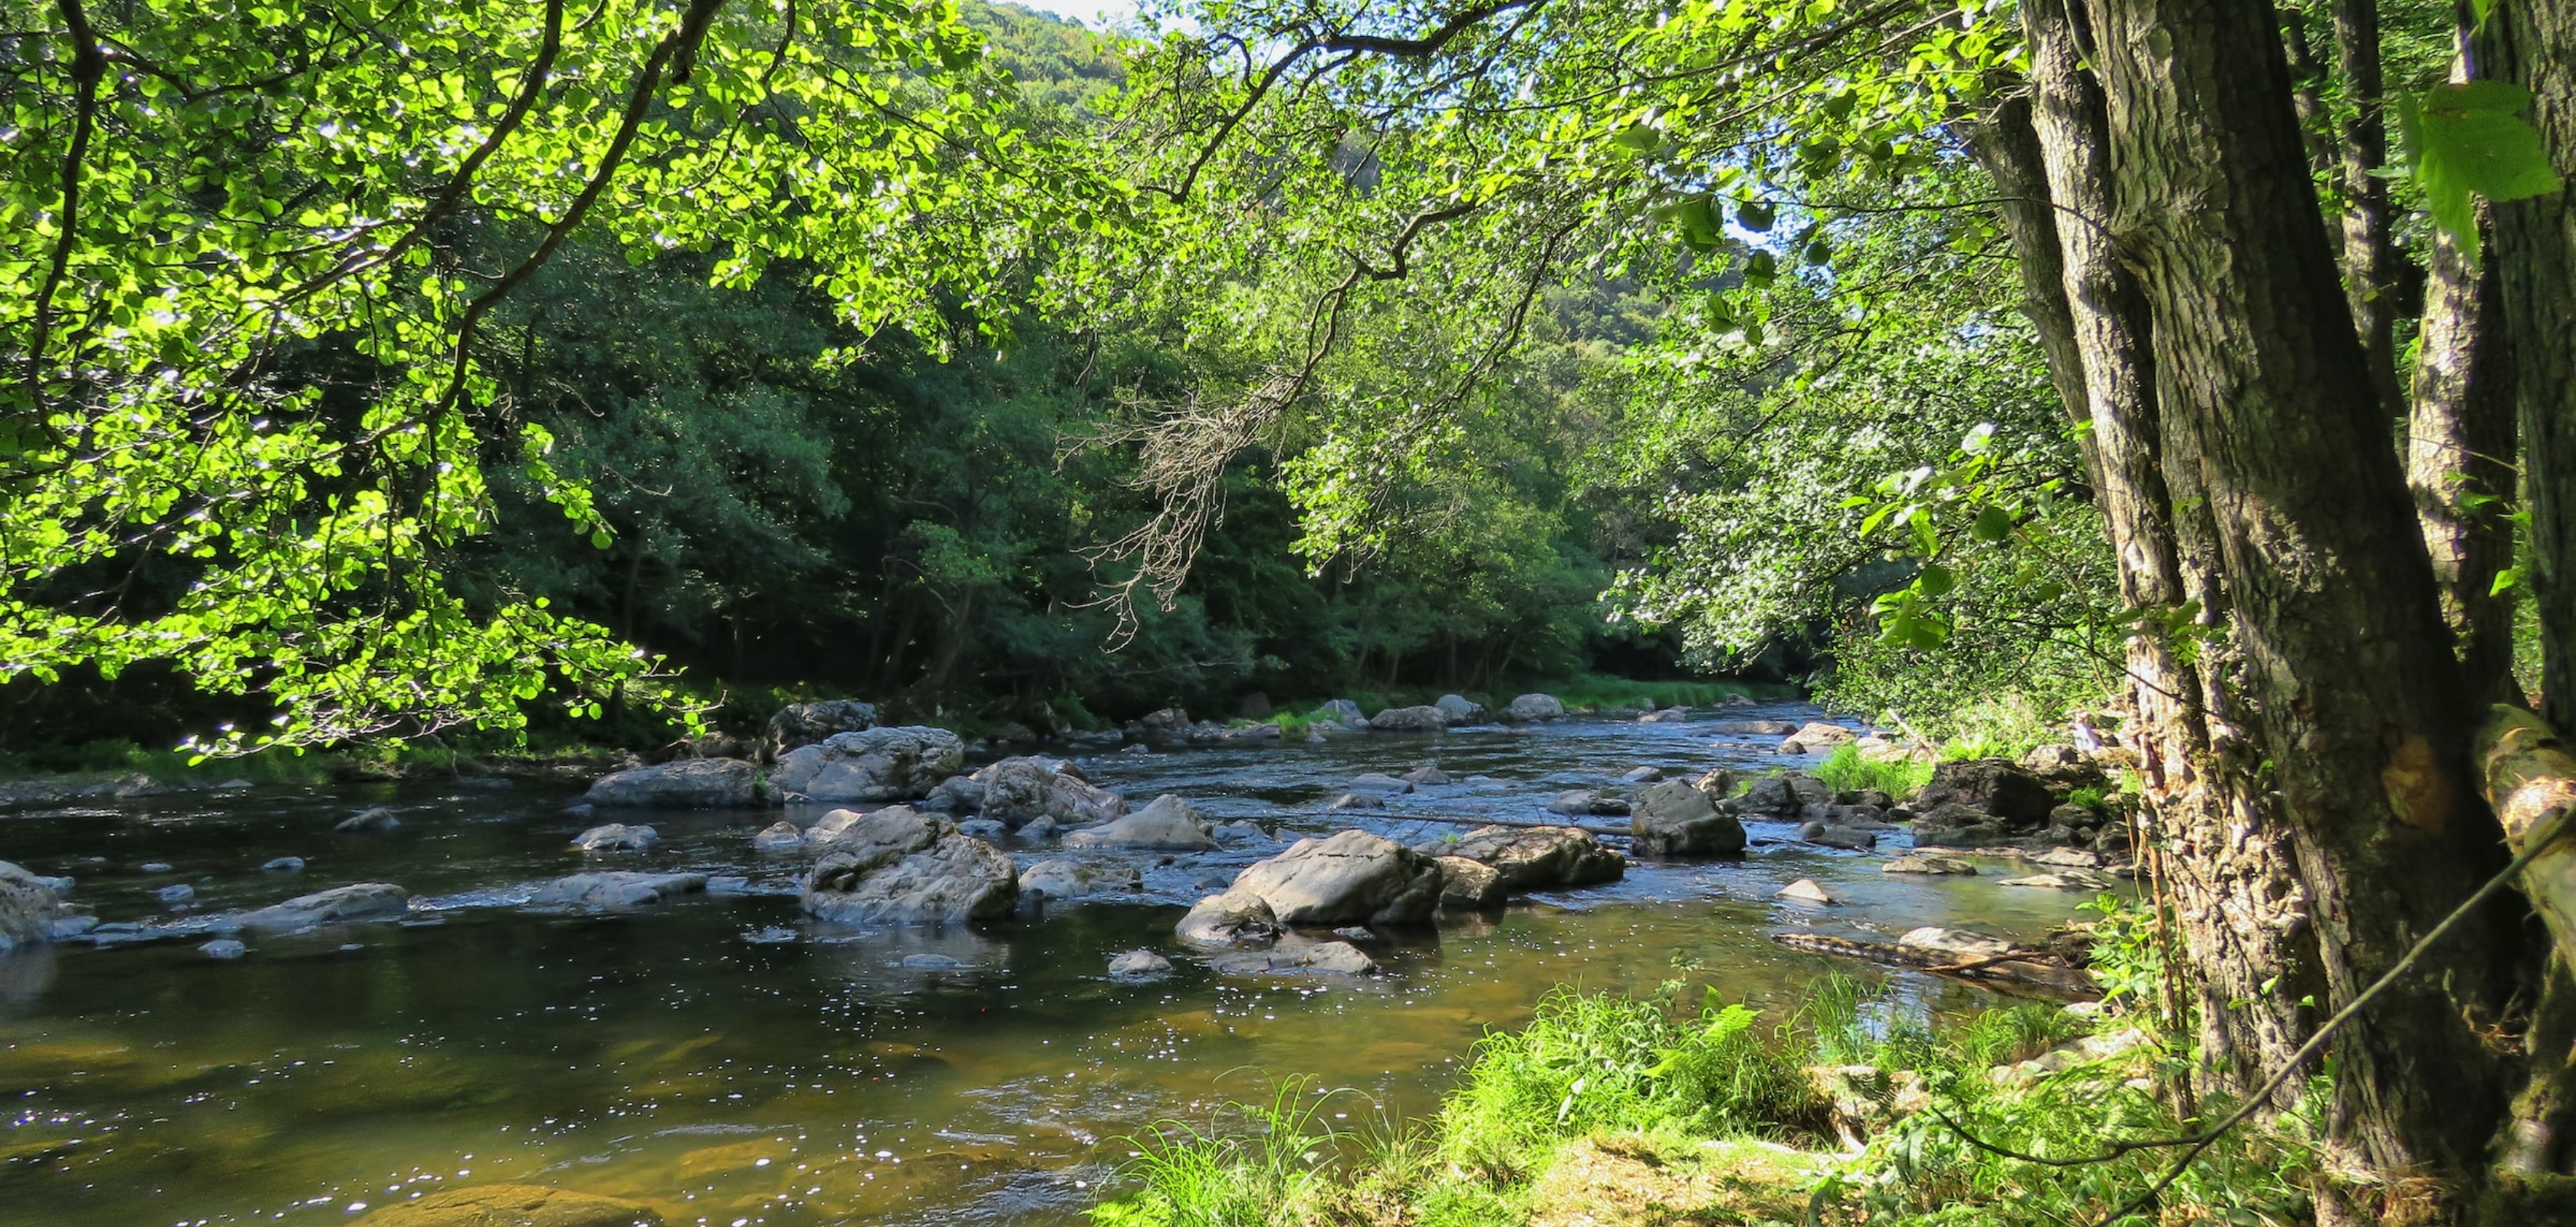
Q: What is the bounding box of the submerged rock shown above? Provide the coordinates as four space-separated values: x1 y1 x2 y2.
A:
1401 765 1454 787
1177 889 1283 948
156 883 196 905
1349 772 1414 794
1063 794 1217 851
1424 825 1625 891
1017 859 1142 900
800 810 1016 924
1330 792 1385 810
1546 788 1629 817
1229 829 1443 926
1996 870 2118 891
1629 781 1746 857
0 862 65 951
1708 719 1797 736
1107 949 1174 979
580 758 763 809
570 823 657 852
770 727 964 804
353 1183 662 1226
1882 854 1977 875
1207 936 1378 976
1502 693 1566 722
528 872 708 910
261 857 307 873
974 756 1124 828
335 806 401 833
198 938 247 959
1367 705 1447 732
224 883 411 933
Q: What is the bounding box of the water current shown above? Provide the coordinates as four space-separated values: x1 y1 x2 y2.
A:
0 702 2105 1227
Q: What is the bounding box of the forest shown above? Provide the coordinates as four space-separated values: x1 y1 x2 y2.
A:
5 0 2576 1225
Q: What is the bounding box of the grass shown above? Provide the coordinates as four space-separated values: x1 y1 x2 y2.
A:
1811 745 1934 798
1089 973 2324 1227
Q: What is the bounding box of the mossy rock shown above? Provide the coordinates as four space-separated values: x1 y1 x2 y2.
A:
356 1184 659 1227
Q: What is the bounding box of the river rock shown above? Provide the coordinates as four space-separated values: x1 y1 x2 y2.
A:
1312 699 1368 730
1883 854 1976 875
974 756 1124 828
764 699 879 758
1795 821 1878 851
571 823 656 852
1019 860 1143 899
579 758 762 809
1620 766 1663 783
225 883 410 933
1018 815 1062 840
1911 758 2058 827
1630 780 1747 857
1108 949 1174 979
922 774 987 813
955 817 1008 840
1368 705 1447 732
1776 878 1837 905
1431 856 1507 910
800 810 1017 924
1791 721 1859 747
336 806 401 833
1330 792 1384 810
1214 820 1269 842
1208 935 1378 976
1177 889 1283 948
2032 846 2104 869
1910 802 2016 846
1997 870 2118 891
1401 765 1453 786
262 857 306 873
1898 926 2019 960
1349 772 1414 794
1063 794 1218 851
1709 719 1798 736
753 821 806 852
1638 708 1691 723
1736 775 1796 816
1503 693 1567 722
156 883 196 905
1427 825 1625 890
199 938 247 959
353 1183 662 1226
1434 694 1489 725
1229 829 1443 926
1222 722 1283 741
0 862 64 951
1547 788 1630 817
529 872 708 909
770 727 964 804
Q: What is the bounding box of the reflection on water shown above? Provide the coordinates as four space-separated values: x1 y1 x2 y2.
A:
0 706 2104 1226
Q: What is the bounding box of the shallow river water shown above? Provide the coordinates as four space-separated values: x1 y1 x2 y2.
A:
0 704 2104 1227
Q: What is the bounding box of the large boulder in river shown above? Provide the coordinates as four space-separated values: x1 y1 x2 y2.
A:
800 809 1017 923
0 862 64 951
1910 802 2019 846
1911 758 2058 827
1063 794 1218 851
1431 856 1508 911
1312 699 1368 730
1228 829 1443 926
1631 781 1746 858
527 872 707 910
770 726 964 804
1502 693 1566 722
579 758 761 808
1434 694 1490 725
764 700 878 758
223 883 410 934
1422 826 1625 891
973 756 1123 828
353 1183 661 1226
1368 705 1447 732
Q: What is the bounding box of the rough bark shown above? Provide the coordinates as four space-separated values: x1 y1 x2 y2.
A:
2084 0 2522 1212
2333 0 2407 416
2409 216 2521 705
2478 0 2576 733
2017 0 2321 1106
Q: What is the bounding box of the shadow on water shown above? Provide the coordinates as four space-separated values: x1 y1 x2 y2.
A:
0 702 2108 1226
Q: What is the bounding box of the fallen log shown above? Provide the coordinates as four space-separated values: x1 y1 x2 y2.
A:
1771 930 2099 999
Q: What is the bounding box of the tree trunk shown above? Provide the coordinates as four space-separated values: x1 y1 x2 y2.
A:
1959 95 2096 452
2016 0 2322 1106
2333 0 2407 416
2477 0 2576 732
2408 215 2520 704
2083 0 2522 1213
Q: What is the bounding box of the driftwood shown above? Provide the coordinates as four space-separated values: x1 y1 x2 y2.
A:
2473 705 2576 965
1771 931 2099 999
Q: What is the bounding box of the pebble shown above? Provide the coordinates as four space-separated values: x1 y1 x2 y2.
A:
199 939 246 959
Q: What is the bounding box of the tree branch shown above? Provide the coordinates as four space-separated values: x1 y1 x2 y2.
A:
25 0 107 419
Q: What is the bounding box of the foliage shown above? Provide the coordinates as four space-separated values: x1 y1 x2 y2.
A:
1813 744 1933 798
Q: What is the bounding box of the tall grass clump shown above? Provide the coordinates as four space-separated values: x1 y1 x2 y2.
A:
1812 744 1934 798
1092 1081 1347 1227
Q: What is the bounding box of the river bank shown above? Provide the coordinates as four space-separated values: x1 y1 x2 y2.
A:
1 699 2114 1227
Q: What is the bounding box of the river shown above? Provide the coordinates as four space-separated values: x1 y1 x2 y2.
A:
0 703 2103 1227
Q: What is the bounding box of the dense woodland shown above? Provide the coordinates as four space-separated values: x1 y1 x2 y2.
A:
11 0 2576 1221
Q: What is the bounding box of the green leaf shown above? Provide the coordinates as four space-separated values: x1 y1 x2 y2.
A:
1916 563 1956 597
2400 81 2564 260
1970 504 2013 543
1737 199 1775 232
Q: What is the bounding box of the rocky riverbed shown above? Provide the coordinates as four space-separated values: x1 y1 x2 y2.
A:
0 700 2119 1227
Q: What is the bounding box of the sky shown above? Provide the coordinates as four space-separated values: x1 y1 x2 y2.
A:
998 0 1160 27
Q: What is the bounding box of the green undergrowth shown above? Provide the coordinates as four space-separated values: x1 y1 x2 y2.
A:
1090 974 2320 1227
1812 745 1934 798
